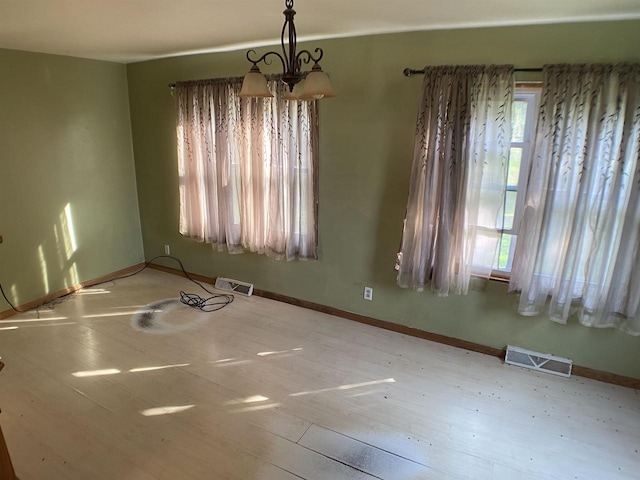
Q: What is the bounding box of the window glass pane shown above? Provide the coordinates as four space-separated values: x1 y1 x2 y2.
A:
503 191 517 230
497 234 513 270
511 101 527 142
508 148 522 186
491 89 540 276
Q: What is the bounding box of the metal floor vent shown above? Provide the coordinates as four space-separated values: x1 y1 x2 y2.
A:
505 345 572 378
214 277 254 296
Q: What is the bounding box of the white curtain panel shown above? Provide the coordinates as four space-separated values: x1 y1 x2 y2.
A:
175 80 317 261
397 65 514 296
509 64 640 334
176 82 241 251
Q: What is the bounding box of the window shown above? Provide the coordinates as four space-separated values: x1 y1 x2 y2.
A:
396 65 515 295
493 85 541 277
175 79 318 261
508 63 640 333
398 63 639 332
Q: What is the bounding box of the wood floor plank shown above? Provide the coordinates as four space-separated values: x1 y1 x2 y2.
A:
280 395 494 479
298 424 441 479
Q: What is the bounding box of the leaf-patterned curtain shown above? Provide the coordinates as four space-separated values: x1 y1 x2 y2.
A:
509 63 640 335
175 79 317 261
397 65 514 296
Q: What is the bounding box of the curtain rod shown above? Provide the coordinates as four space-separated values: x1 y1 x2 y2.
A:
403 67 543 77
168 73 288 89
168 76 242 88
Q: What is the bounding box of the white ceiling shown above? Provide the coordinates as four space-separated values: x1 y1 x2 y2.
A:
1 0 639 64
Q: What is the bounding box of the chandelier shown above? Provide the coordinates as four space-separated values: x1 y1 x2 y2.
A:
239 0 335 100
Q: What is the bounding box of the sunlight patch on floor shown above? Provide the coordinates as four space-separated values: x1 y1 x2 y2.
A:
225 395 269 405
140 405 195 417
346 389 383 398
257 347 303 356
76 288 112 296
230 402 281 413
290 378 396 397
72 368 121 378
19 322 78 328
83 310 141 318
3 316 69 323
129 363 190 373
210 359 253 367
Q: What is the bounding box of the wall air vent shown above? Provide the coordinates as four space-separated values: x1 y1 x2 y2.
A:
505 345 572 378
214 277 254 296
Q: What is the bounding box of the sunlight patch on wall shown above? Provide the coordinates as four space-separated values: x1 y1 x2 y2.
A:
61 203 78 260
49 203 81 291
53 223 62 270
10 284 19 308
69 262 79 286
38 244 50 295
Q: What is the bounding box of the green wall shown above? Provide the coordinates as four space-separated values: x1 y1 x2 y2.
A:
126 20 640 378
0 49 143 309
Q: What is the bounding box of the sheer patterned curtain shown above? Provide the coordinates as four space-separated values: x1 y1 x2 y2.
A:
397 65 514 296
509 64 640 335
175 78 317 261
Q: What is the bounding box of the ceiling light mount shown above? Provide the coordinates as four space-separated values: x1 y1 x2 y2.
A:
239 0 335 99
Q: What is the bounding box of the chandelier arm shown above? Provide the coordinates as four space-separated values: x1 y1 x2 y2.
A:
246 49 287 73
280 18 289 72
295 48 324 67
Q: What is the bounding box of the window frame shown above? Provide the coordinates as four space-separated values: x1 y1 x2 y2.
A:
492 83 541 280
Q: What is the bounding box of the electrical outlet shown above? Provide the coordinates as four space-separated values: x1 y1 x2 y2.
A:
164 244 170 255
364 286 373 301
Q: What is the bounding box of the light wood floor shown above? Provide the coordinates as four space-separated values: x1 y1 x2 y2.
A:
0 269 639 479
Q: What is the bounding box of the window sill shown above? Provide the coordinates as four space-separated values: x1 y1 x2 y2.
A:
489 273 510 284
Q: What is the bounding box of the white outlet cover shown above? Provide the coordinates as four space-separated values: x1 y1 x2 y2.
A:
364 287 373 300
